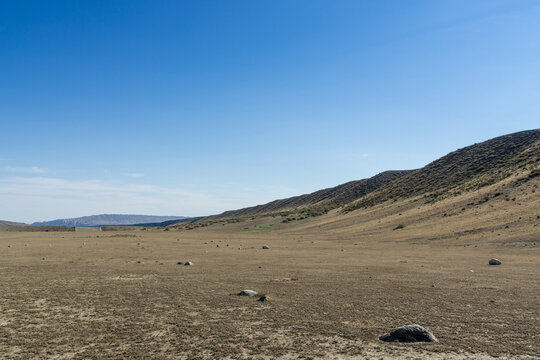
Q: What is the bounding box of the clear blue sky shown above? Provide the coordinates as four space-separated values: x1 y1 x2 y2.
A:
1 0 539 223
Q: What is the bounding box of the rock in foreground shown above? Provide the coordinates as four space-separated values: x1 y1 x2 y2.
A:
489 258 502 265
238 290 258 297
379 324 438 343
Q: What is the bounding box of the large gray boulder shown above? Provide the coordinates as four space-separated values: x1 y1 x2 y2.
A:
379 324 437 343
238 290 258 297
488 258 502 265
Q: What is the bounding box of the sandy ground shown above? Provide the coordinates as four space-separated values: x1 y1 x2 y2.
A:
1 218 538 359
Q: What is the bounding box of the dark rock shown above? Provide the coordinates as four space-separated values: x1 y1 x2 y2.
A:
489 258 501 265
258 295 269 302
379 324 437 343
184 261 193 266
262 245 270 249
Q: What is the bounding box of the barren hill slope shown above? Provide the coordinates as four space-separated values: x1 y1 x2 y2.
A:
210 170 411 219
171 131 539 249
344 129 540 211
205 130 540 222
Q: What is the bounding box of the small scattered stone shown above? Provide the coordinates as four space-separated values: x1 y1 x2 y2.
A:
258 295 269 302
380 324 437 343
176 261 183 265
238 290 258 297
184 261 193 266
262 245 269 249
489 258 502 265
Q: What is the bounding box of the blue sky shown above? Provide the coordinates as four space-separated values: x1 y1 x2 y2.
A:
1 0 539 223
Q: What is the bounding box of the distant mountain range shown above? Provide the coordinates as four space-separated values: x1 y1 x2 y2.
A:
32 214 188 227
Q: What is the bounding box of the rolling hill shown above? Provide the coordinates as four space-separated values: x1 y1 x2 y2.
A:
343 129 540 211
0 220 26 226
195 129 540 223
209 170 411 220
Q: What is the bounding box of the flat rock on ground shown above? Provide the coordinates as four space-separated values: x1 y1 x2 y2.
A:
238 290 258 297
489 258 502 265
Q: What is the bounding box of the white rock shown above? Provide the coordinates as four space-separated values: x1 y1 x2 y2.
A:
238 290 258 297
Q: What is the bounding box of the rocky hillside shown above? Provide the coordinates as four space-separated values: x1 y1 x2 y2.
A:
210 170 411 219
344 129 540 211
202 129 539 222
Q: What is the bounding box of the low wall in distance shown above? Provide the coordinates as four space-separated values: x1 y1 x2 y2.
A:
0 225 76 232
